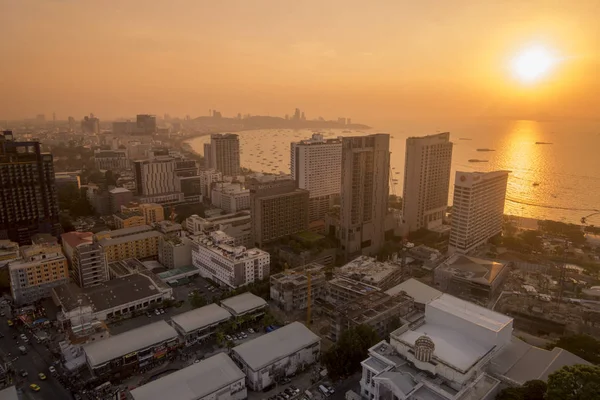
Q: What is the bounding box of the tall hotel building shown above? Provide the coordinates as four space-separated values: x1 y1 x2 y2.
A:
339 134 390 259
402 132 453 231
204 134 241 176
449 171 509 254
291 133 342 223
0 131 61 245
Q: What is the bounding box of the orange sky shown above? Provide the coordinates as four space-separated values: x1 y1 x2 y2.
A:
1 0 599 123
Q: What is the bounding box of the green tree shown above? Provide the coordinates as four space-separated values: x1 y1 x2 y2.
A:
189 293 207 309
520 230 543 251
546 364 600 400
546 334 600 365
322 325 380 381
522 380 547 400
496 387 524 400
215 330 225 346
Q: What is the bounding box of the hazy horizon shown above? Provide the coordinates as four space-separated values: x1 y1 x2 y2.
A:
2 0 599 123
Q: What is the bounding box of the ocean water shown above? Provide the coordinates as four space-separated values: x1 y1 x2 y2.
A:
188 120 600 225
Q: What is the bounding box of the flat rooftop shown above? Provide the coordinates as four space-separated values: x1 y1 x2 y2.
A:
395 322 494 372
130 353 244 400
171 303 232 333
220 292 267 315
0 386 18 400
328 276 380 295
338 255 401 287
84 320 178 367
98 230 162 247
385 278 442 305
95 224 153 239
428 294 512 332
437 255 509 285
233 322 320 371
53 273 164 313
270 263 326 286
338 291 413 325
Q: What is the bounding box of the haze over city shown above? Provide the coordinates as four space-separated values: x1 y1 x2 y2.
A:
2 0 600 123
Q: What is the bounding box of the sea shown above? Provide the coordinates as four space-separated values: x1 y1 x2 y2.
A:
187 120 600 226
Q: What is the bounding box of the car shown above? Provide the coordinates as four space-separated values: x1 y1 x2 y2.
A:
194 359 200 364
48 366 56 374
0 312 5 317
7 319 13 326
20 370 28 377
248 328 254 334
225 335 232 341
284 389 294 396
146 312 152 318
38 372 47 380
290 385 300 394
154 309 160 316
159 309 165 314
29 384 40 392
20 334 28 341
281 393 290 399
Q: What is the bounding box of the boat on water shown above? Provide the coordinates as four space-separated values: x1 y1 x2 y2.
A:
532 182 540 186
468 159 488 163
460 138 472 141
342 130 352 133
476 148 495 152
535 141 553 145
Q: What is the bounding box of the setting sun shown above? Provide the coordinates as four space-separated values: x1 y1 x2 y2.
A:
510 45 558 84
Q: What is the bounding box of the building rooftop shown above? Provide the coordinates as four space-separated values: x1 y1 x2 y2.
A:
61 231 94 249
385 279 442 305
98 230 162 247
428 294 512 332
436 255 509 286
233 322 320 371
270 264 326 286
0 386 18 400
328 276 380 295
109 187 131 194
130 353 244 400
95 224 153 239
490 337 591 385
338 255 403 288
84 320 178 367
171 303 232 333
337 291 414 325
191 232 268 262
53 273 165 313
220 292 267 316
114 211 143 220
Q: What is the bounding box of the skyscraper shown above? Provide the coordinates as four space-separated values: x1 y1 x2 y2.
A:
449 170 509 254
402 132 453 232
339 134 390 259
81 114 100 134
209 133 240 176
0 131 61 245
291 133 342 223
133 157 177 195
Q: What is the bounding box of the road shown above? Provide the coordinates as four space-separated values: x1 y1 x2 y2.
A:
0 302 72 400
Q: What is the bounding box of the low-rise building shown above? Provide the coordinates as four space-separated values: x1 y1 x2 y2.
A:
199 169 223 200
270 264 327 312
54 172 81 189
338 255 406 291
52 271 173 322
95 226 162 262
108 188 134 214
170 303 232 345
185 211 252 248
138 191 185 206
190 231 269 289
129 353 246 400
138 203 165 224
211 182 250 213
231 322 320 391
434 254 510 304
159 235 192 269
154 220 183 236
113 211 145 229
220 292 268 319
326 276 380 305
9 242 69 305
83 320 180 378
328 291 414 342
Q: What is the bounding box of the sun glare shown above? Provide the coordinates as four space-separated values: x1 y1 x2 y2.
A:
510 45 558 84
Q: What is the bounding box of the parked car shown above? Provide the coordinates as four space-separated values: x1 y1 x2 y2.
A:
248 328 254 334
225 335 232 341
20 370 28 377
48 366 56 375
20 334 28 342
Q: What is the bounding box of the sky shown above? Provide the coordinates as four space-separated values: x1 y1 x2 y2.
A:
1 0 599 124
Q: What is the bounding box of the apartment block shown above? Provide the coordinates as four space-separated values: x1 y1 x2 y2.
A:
62 231 109 288
291 134 342 222
207 134 241 176
190 231 269 289
9 241 69 305
248 178 309 247
340 134 390 259
449 171 509 254
113 211 145 229
94 150 129 171
211 182 250 213
402 132 453 231
185 211 252 248
159 235 192 269
95 226 162 263
269 263 327 312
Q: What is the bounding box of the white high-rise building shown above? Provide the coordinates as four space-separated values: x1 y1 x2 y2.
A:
199 169 223 200
449 170 509 254
134 157 177 196
211 182 250 213
402 132 453 231
208 134 240 176
291 134 342 222
340 134 390 259
190 231 270 289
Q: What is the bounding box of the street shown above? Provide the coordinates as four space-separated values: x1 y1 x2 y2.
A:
0 302 72 399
